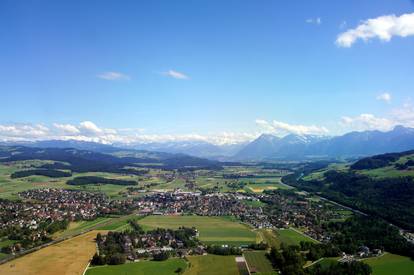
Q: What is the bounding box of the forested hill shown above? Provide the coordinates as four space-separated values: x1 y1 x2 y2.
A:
284 151 414 230
350 150 414 170
0 145 223 172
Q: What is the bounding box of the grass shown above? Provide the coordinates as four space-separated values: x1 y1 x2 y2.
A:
97 215 142 231
0 238 17 260
0 230 102 275
363 253 414 275
309 257 340 269
358 165 414 179
275 228 318 246
86 259 187 275
257 229 281 249
184 255 239 275
244 251 276 274
139 215 257 246
242 199 267 208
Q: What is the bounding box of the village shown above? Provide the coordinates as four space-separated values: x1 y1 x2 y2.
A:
0 186 381 263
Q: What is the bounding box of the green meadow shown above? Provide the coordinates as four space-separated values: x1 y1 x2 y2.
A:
138 215 257 246
275 228 318 246
185 255 239 275
363 253 414 275
86 259 187 275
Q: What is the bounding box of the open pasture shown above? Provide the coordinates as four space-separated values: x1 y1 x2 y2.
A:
363 253 414 275
86 259 187 275
184 255 239 275
139 215 257 246
276 228 318 246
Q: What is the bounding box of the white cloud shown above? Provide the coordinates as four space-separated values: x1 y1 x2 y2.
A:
53 123 80 135
340 114 395 131
306 17 322 25
390 102 414 127
376 92 391 102
79 121 103 135
0 121 256 145
163 70 189 80
336 12 414 47
339 101 414 132
255 119 329 136
97 71 130 81
0 124 50 141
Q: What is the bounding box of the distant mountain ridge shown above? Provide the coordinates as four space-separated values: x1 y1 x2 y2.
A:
235 125 414 160
3 125 414 161
0 142 223 170
121 140 246 159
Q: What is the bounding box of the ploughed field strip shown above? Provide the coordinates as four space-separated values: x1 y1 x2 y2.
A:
243 251 276 274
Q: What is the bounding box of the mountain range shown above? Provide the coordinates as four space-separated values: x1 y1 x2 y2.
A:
235 125 414 160
4 125 414 161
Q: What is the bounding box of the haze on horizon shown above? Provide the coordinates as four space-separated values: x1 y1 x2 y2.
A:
1 0 414 145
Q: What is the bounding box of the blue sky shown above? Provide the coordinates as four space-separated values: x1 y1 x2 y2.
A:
1 0 414 144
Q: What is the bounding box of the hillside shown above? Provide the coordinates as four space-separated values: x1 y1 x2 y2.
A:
284 151 414 230
0 145 223 172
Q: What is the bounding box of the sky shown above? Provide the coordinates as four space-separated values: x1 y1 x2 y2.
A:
0 0 414 144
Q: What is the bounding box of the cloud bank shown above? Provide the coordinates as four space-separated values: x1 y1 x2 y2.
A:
340 103 414 132
0 121 255 145
336 12 414 47
255 119 329 136
1 103 413 145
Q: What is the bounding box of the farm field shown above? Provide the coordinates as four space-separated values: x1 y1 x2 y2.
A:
86 259 187 275
244 182 289 193
244 251 276 274
139 215 257 246
363 253 414 275
53 217 113 238
0 230 102 275
275 228 318 246
184 255 239 275
97 214 142 231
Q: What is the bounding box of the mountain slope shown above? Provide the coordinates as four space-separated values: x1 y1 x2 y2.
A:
124 141 246 159
0 145 223 172
289 150 414 230
234 134 281 160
